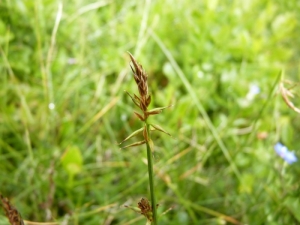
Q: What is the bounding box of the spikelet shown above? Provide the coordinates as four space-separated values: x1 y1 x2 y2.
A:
125 198 154 222
128 52 151 116
120 53 171 149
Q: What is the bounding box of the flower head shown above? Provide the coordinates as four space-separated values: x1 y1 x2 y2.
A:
274 142 298 164
125 198 153 222
120 53 172 149
128 52 151 112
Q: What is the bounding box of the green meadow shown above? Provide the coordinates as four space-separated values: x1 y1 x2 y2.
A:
0 0 300 224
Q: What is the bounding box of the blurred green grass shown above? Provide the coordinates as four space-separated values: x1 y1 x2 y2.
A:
0 0 300 224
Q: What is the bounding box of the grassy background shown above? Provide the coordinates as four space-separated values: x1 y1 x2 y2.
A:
0 0 300 224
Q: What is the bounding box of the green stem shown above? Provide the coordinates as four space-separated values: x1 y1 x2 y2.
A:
145 123 158 225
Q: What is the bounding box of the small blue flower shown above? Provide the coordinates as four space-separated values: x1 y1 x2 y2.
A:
274 142 298 164
246 84 260 101
249 84 260 95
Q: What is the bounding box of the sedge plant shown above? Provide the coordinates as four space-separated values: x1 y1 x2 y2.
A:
120 53 171 225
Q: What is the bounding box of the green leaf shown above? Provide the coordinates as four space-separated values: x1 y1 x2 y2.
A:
120 140 146 149
150 124 172 136
147 105 172 115
119 127 144 144
0 21 15 44
61 146 83 176
284 197 300 222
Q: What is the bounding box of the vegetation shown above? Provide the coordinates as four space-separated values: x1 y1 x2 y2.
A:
0 0 300 224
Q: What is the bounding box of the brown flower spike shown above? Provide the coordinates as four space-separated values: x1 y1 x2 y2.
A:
0 194 24 225
125 198 157 223
127 52 151 120
129 53 150 104
120 53 172 149
138 198 154 222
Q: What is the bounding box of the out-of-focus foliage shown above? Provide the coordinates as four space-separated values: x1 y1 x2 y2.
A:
0 0 300 224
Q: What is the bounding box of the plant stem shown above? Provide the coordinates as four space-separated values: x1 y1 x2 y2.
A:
145 123 158 225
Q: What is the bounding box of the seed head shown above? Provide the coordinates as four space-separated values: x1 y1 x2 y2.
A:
128 52 151 112
138 198 153 222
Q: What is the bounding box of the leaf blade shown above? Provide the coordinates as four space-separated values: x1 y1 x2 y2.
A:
146 105 173 115
120 140 146 149
119 127 144 144
150 124 172 137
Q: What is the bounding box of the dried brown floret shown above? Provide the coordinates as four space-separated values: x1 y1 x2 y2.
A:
0 194 24 225
279 81 300 114
138 198 153 222
128 52 150 116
